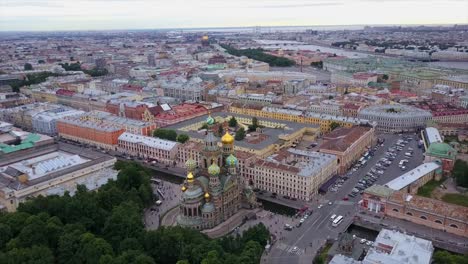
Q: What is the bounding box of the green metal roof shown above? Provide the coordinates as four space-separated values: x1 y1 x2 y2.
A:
0 133 41 154
427 142 457 160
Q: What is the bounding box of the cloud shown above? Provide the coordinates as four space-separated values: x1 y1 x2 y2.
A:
249 2 343 8
0 0 63 7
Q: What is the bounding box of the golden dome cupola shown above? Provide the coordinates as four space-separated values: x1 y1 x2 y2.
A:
221 131 234 144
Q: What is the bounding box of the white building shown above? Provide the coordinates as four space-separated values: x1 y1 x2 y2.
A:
117 132 179 165
365 229 433 264
384 162 441 194
32 108 85 135
329 229 434 264
253 149 337 201
0 150 116 212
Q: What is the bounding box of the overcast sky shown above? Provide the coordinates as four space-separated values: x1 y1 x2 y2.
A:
0 0 467 31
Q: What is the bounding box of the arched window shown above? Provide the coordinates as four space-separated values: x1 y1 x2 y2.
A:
449 224 458 229
420 215 427 220
435 220 442 224
406 212 413 216
392 208 399 212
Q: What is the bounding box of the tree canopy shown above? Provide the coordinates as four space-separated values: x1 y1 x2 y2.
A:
235 127 246 141
228 117 237 128
153 129 178 141
221 44 295 67
10 72 62 92
24 63 33 71
0 160 270 263
176 134 190 144
453 159 468 188
330 122 341 131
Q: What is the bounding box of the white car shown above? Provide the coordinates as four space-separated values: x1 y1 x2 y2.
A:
291 246 299 253
318 204 323 209
328 201 333 205
300 218 305 223
360 239 367 244
366 241 373 246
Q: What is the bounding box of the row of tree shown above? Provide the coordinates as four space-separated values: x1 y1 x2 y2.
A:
60 62 108 77
452 159 468 188
10 72 62 92
432 250 468 264
153 129 189 143
220 44 295 67
0 161 270 263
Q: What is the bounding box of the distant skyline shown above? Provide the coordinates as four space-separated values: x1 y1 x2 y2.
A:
0 0 467 31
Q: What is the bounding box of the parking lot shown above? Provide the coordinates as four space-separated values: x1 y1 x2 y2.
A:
263 132 427 264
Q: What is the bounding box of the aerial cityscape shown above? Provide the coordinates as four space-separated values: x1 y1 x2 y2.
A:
0 0 467 263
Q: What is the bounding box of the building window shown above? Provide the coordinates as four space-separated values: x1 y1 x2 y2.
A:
449 224 458 229
392 208 399 212
406 212 413 216
420 215 427 220
435 220 442 224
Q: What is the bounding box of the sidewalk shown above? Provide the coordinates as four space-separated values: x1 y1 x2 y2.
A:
202 208 261 238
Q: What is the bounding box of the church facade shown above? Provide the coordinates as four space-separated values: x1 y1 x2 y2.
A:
177 115 256 230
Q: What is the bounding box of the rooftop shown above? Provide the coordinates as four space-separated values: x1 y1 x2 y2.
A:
385 162 440 191
424 127 442 145
259 148 337 177
320 126 373 152
118 132 178 151
365 229 433 264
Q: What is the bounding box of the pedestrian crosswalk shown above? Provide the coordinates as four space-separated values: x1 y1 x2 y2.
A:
275 242 305 256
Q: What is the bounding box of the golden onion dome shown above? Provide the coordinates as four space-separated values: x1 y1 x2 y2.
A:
221 131 234 144
181 186 187 192
204 192 210 199
187 172 194 182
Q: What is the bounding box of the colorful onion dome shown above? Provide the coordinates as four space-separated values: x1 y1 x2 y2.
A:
226 154 238 167
206 115 215 126
204 192 210 199
185 158 197 171
208 162 220 175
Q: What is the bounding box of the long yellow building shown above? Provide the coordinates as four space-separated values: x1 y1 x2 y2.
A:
229 106 366 133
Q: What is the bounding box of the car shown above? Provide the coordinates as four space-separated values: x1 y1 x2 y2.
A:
343 197 349 201
360 239 367 244
318 204 323 209
366 241 373 246
296 222 302 228
300 218 305 223
401 166 407 171
291 246 299 253
328 201 333 205
283 195 290 199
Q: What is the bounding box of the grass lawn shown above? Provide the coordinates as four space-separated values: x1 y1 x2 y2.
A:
417 178 446 198
441 193 468 207
314 243 332 264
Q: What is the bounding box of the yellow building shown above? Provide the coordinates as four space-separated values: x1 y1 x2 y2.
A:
229 106 362 133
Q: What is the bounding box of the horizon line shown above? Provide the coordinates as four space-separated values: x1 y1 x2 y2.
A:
0 22 467 33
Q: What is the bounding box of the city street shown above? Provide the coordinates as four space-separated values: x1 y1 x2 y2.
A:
261 133 427 264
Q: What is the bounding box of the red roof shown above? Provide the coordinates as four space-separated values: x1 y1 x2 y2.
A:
56 89 75 97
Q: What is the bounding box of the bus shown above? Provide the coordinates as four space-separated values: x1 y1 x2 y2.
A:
332 215 344 227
